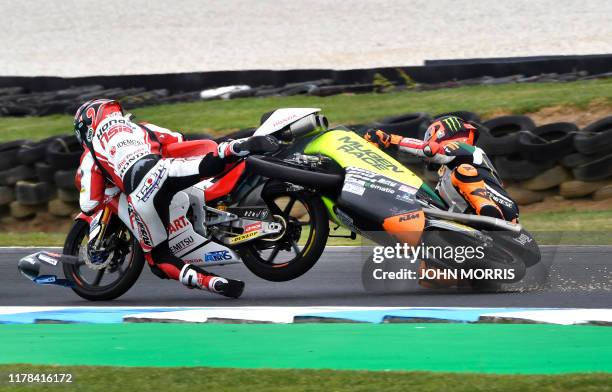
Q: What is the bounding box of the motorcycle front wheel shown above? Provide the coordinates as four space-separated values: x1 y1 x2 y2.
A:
62 219 145 301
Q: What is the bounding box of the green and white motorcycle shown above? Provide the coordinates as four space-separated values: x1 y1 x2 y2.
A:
241 108 541 284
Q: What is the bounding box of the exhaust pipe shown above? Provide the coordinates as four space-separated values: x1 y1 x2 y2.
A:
280 114 328 140
422 208 522 233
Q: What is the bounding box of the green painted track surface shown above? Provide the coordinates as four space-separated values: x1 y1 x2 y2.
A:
0 323 610 374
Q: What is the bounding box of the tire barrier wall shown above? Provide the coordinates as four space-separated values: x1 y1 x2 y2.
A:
372 113 612 206
1 53 611 117
1 113 611 223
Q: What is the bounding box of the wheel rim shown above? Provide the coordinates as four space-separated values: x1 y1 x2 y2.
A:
247 193 316 267
67 225 135 290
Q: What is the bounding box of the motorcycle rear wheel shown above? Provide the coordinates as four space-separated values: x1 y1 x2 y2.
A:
236 182 329 282
62 219 145 301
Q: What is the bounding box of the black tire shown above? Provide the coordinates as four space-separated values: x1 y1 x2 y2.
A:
593 184 612 201
561 152 609 169
9 201 39 219
433 111 481 123
506 186 546 205
495 154 555 181
0 140 31 171
15 181 55 205
373 112 431 139
574 116 612 155
0 105 36 116
559 180 607 198
520 165 570 191
46 135 83 170
479 115 535 155
309 84 375 97
36 100 74 116
57 188 80 202
0 165 37 186
228 88 258 99
572 153 612 181
517 123 578 162
63 219 145 301
18 136 64 166
48 199 77 217
279 82 320 96
236 182 329 282
0 186 15 206
54 169 77 190
35 162 56 181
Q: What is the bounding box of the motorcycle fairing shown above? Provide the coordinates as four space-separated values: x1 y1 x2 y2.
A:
334 168 424 243
304 130 444 206
204 161 247 202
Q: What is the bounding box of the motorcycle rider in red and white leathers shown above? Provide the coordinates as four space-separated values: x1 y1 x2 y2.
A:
74 99 279 298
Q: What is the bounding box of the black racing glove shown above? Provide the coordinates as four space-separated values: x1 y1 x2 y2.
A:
233 135 280 156
218 135 280 158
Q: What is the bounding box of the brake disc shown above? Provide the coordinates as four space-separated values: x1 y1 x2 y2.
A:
81 245 116 271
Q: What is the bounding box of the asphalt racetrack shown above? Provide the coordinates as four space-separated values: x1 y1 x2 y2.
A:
0 246 610 307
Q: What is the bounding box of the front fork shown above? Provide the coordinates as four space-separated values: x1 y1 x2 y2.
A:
90 206 113 248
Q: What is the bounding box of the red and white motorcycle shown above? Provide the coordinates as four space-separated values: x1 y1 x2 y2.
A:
19 108 331 300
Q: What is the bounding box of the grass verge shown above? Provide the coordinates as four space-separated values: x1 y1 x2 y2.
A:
1 78 612 142
1 209 609 246
0 365 610 392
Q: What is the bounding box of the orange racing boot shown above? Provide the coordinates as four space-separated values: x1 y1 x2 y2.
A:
451 164 503 219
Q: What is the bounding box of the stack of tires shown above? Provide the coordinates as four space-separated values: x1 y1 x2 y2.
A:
560 116 612 201
350 111 612 205
0 135 82 220
478 115 612 205
476 115 572 205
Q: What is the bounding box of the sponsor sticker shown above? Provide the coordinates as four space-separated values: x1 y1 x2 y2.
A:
343 182 365 196
229 230 260 244
336 135 404 173
128 203 153 248
170 236 195 254
399 184 417 194
398 212 420 222
244 222 262 233
136 165 167 202
38 253 58 266
168 216 189 235
204 250 234 262
513 233 532 245
367 183 395 194
240 208 269 220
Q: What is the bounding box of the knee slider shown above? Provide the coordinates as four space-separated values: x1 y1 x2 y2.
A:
452 164 480 184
